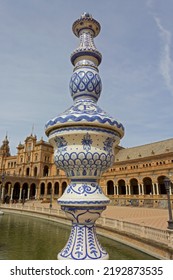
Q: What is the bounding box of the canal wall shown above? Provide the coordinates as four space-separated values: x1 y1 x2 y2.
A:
1 204 173 260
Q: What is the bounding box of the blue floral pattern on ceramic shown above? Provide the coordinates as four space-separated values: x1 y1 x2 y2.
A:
54 136 67 154
103 137 116 153
81 133 93 152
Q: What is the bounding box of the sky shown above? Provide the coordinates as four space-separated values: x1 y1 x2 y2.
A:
0 0 173 155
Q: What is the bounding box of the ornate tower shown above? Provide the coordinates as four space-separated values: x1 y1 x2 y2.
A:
45 13 124 260
0 135 11 158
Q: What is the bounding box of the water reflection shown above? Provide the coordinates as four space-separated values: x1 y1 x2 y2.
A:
0 213 157 260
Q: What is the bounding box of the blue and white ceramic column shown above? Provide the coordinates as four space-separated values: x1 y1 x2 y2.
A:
45 13 124 260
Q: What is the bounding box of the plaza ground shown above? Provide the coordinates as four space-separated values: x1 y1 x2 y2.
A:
27 200 170 231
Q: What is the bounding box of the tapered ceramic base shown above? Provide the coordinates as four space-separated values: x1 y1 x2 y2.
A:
58 223 109 260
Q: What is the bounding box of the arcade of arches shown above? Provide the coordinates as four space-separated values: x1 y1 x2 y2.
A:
106 176 168 196
0 134 173 208
101 175 173 207
0 180 68 203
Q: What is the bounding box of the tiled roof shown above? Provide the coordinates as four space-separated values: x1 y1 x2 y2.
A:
115 138 173 162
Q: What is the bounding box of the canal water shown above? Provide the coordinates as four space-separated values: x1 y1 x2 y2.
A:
0 213 157 260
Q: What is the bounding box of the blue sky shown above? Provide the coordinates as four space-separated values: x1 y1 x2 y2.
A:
0 0 173 155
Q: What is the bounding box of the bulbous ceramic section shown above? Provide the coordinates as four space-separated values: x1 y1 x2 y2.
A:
48 127 120 180
58 181 109 206
69 67 102 102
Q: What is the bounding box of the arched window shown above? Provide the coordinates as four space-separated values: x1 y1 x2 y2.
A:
130 178 139 195
143 177 152 194
13 182 20 200
158 176 167 194
26 167 30 176
47 182 52 195
22 183 28 199
30 183 36 198
118 179 126 195
43 165 49 176
107 180 114 195
54 182 59 195
62 181 67 194
40 183 45 195
34 167 37 177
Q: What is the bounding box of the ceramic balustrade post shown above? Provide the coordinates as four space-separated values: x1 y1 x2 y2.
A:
45 13 124 260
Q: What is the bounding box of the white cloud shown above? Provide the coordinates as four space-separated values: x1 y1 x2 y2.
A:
147 0 173 96
154 16 173 95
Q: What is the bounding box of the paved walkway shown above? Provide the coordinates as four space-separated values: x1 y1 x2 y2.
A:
103 206 169 230
26 201 171 231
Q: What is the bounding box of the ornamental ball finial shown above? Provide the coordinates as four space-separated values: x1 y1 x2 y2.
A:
80 12 92 19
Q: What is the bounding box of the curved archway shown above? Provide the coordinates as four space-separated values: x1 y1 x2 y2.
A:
158 176 167 194
118 179 126 195
130 178 139 195
30 183 36 198
143 177 152 195
4 182 10 195
26 167 30 176
22 183 28 199
47 182 52 195
43 165 49 176
54 182 59 195
40 183 45 195
62 181 67 194
34 167 37 177
13 182 20 201
107 180 114 195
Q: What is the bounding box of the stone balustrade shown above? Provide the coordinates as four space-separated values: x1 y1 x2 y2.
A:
1 203 173 258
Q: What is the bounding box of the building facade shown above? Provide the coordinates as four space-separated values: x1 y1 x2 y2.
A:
0 134 68 203
0 134 173 208
101 139 173 208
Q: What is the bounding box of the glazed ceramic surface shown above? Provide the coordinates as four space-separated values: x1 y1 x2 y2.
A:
45 13 124 260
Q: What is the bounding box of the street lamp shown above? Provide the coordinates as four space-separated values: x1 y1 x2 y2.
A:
163 177 173 230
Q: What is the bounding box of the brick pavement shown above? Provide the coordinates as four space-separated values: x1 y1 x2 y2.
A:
102 205 169 230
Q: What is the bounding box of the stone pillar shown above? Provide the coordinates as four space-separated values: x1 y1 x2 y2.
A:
116 185 119 195
1 186 5 202
156 183 159 195
10 187 14 202
35 187 38 200
138 184 141 195
27 187 30 200
125 185 128 195
19 187 22 201
152 183 156 195
128 184 131 195
169 184 172 195
59 183 63 197
8 183 11 196
141 183 144 195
